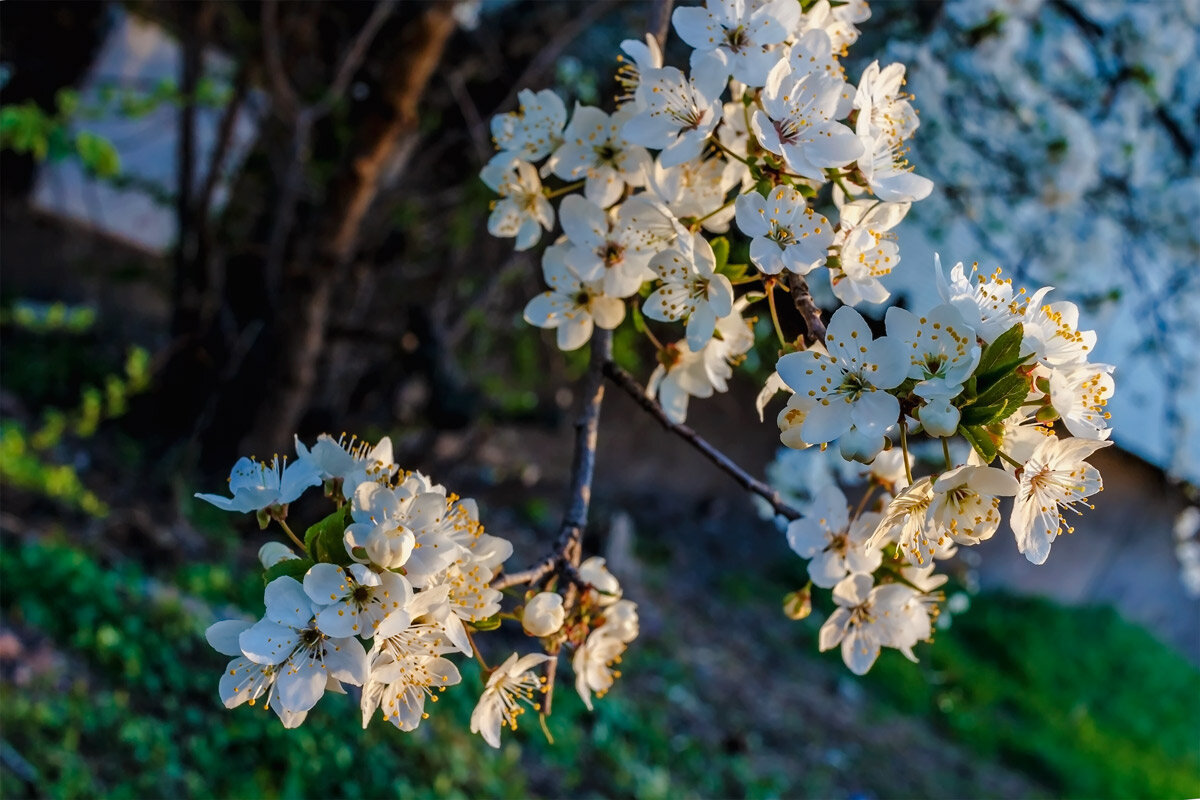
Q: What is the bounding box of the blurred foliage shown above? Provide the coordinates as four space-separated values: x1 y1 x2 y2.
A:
0 89 119 177
866 593 1200 799
0 305 150 517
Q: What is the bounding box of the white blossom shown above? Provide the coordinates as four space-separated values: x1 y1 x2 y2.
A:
490 88 566 162
573 628 628 711
734 184 833 275
1047 362 1115 440
195 455 321 514
752 60 861 180
672 0 799 88
829 196 908 306
471 652 553 748
928 465 1019 545
523 241 627 351
775 306 906 459
304 562 412 639
786 485 882 587
480 157 554 251
237 577 368 721
1011 436 1110 565
622 66 724 168
549 105 651 208
522 592 566 637
853 61 933 202
295 433 396 499
643 231 735 350
818 574 928 675
648 154 740 232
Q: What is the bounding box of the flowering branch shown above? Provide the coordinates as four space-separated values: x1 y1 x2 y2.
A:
492 330 612 591
602 361 803 521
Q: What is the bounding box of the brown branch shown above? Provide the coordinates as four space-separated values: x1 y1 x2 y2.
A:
261 0 299 122
492 330 612 591
603 361 802 521
784 271 827 347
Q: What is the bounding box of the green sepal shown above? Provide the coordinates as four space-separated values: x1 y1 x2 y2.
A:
263 558 314 585
304 506 353 565
470 614 502 632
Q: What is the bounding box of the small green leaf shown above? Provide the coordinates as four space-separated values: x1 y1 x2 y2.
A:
710 236 730 270
304 507 352 565
264 558 314 585
75 131 120 177
960 424 999 464
717 261 749 282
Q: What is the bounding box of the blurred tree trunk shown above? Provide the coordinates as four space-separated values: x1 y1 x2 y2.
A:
245 0 459 454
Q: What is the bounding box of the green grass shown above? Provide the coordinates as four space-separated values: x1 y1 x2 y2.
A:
865 592 1200 799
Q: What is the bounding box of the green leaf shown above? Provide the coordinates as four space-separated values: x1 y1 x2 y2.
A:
959 402 1008 427
263 558 314 585
304 507 352 565
974 370 1028 409
974 323 1031 386
960 424 999 464
717 261 749 282
630 301 647 335
710 236 730 270
470 614 502 632
75 131 120 177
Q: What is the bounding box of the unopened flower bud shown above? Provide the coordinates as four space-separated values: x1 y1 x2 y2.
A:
578 557 622 606
1035 405 1060 423
522 592 565 637
783 586 812 620
259 541 299 569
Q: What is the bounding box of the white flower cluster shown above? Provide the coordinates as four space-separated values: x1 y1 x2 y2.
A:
478 0 1118 678
883 0 1198 481
473 557 640 747
770 258 1115 673
197 433 638 747
483 0 933 423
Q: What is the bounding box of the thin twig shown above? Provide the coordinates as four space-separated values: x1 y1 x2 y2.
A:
603 361 802 521
311 0 399 119
487 0 620 124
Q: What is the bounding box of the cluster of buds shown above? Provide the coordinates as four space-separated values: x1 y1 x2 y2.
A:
198 433 637 748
